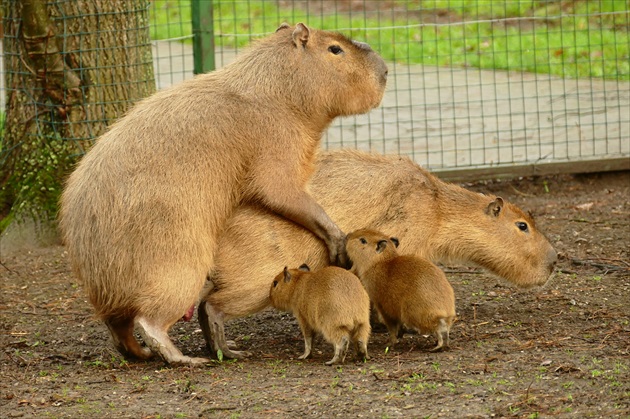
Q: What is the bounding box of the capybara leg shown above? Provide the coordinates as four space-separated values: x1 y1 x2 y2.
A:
326 335 349 366
384 321 400 347
263 189 348 267
135 317 209 365
430 319 450 352
198 301 252 359
104 317 153 361
353 323 371 361
298 325 314 360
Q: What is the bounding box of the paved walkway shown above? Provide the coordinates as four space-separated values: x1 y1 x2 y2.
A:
2 40 628 176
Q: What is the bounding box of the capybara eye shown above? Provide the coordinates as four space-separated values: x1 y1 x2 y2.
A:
516 222 529 232
360 238 367 244
273 280 278 288
328 45 343 55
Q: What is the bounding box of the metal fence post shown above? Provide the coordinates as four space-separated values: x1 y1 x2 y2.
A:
191 0 215 74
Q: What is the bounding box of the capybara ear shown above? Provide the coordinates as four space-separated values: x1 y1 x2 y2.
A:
390 237 400 248
376 239 388 253
276 22 290 32
292 22 310 48
486 197 504 217
298 263 310 272
283 266 292 283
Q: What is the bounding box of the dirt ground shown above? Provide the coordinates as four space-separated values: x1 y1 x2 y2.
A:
1 169 629 419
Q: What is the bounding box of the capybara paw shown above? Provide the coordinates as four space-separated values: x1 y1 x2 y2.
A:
220 349 252 359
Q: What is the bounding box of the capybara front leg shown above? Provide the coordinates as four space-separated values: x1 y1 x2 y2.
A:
298 324 314 360
135 317 210 365
198 301 252 359
104 317 153 361
262 189 348 268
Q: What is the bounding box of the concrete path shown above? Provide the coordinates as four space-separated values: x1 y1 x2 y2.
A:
151 40 629 175
2 39 627 176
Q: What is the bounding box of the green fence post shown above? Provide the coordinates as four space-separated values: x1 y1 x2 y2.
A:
192 0 215 74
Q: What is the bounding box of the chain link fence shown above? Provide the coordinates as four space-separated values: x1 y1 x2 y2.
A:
2 1 629 181
150 0 629 179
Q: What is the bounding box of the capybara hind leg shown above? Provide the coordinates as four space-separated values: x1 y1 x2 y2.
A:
104 317 153 360
198 302 252 359
326 335 349 365
353 323 370 361
382 318 400 347
135 317 209 365
430 319 450 352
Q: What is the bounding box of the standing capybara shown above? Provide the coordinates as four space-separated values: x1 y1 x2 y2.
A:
199 149 557 358
269 265 371 365
58 24 387 364
346 229 456 351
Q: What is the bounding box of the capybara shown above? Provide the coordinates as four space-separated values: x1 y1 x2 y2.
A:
346 229 456 351
269 264 371 365
58 24 387 364
199 149 557 358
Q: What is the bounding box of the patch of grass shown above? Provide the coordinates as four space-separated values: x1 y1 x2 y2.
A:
150 1 629 80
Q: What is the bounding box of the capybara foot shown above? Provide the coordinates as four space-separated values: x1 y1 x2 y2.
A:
198 302 251 359
429 343 447 352
136 317 205 365
219 348 252 359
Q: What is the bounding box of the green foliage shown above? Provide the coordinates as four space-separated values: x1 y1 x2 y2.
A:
0 131 75 233
150 0 629 80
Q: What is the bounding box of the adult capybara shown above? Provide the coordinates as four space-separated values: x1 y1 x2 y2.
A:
269 265 371 365
200 149 557 358
346 229 456 351
58 23 387 364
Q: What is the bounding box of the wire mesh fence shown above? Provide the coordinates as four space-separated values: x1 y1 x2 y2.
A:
148 0 629 179
2 0 629 181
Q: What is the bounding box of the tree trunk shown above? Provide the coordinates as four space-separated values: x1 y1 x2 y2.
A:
1 0 155 245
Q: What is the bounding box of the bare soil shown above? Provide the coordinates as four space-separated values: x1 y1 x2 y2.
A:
1 170 629 419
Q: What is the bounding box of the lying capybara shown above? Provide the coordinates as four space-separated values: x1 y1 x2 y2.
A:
58 23 387 364
346 229 456 351
269 265 371 365
199 149 558 358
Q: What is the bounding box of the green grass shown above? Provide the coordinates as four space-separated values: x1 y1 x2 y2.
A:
149 1 629 80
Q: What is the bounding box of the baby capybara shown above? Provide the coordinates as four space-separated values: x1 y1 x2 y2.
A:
346 229 456 351
269 265 371 365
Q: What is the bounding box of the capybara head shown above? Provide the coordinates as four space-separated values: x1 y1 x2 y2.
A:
346 229 400 276
442 196 557 288
241 23 388 119
269 264 311 312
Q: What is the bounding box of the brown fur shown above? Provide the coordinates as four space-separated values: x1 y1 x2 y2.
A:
200 149 557 358
58 24 387 364
269 265 371 365
346 229 456 351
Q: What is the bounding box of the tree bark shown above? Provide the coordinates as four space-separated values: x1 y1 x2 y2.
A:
1 0 155 244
